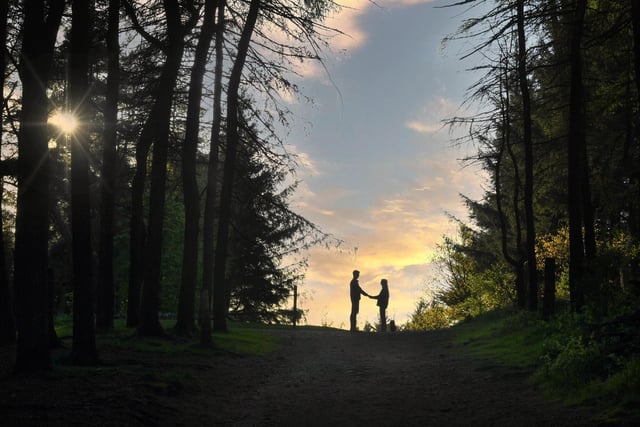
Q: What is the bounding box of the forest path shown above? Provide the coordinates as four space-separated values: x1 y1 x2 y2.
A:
208 328 602 426
0 327 610 426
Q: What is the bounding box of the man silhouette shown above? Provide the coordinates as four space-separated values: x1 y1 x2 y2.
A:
370 279 390 332
349 270 369 332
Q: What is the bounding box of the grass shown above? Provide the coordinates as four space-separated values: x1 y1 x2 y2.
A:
46 317 345 395
48 316 283 382
451 308 547 368
212 328 278 354
53 316 338 357
450 307 640 425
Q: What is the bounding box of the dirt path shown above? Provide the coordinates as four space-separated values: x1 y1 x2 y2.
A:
1 328 613 426
205 328 602 426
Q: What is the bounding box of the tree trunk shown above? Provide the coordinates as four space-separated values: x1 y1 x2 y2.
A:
496 56 526 308
630 0 640 237
516 0 538 311
567 0 587 312
213 0 260 333
69 0 99 365
175 0 217 337
96 0 121 332
0 0 15 345
127 120 152 328
126 2 181 330
201 0 226 345
633 1 640 110
138 0 192 337
505 94 527 309
14 0 65 373
581 139 596 262
47 267 60 347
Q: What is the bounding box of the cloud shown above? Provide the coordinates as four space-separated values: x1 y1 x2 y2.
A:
406 120 444 134
287 145 323 177
281 0 439 85
392 0 436 6
321 0 437 59
405 96 461 134
326 0 372 51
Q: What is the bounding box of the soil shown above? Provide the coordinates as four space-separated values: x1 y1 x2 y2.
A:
0 327 631 426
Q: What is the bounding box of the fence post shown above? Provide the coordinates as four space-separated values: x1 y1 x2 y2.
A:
292 285 298 327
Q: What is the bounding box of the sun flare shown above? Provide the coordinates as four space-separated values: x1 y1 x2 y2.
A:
49 111 78 135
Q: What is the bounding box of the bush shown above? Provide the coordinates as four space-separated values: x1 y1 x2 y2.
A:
602 356 640 405
538 335 604 389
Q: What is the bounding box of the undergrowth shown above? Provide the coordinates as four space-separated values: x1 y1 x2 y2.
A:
453 307 640 423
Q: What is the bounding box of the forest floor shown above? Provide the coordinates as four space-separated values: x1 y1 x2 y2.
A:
0 326 635 426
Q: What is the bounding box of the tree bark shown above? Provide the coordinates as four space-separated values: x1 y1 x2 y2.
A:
581 140 596 261
14 0 65 373
138 0 194 336
175 0 217 337
213 0 260 333
126 0 188 331
201 0 226 345
516 0 538 311
127 118 152 328
96 0 121 332
633 1 640 111
69 0 99 365
567 0 587 312
496 56 526 308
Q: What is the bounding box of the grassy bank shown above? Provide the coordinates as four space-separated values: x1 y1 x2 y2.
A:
53 316 286 357
451 308 640 424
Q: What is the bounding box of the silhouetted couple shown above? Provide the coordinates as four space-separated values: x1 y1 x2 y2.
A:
349 270 390 332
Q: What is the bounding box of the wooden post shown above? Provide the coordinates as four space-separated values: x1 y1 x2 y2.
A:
292 285 298 327
543 257 556 320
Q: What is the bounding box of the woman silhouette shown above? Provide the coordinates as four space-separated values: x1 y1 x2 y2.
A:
370 279 390 332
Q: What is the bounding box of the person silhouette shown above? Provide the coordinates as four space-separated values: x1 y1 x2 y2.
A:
349 270 369 332
369 279 390 332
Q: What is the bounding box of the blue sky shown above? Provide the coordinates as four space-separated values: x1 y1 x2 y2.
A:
280 0 488 328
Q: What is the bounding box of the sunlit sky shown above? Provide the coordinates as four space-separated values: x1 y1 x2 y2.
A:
280 0 488 328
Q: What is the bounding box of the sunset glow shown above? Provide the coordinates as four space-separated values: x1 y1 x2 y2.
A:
285 0 485 328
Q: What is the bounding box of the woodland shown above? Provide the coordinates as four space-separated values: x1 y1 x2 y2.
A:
0 1 639 412
1 0 340 372
404 0 640 406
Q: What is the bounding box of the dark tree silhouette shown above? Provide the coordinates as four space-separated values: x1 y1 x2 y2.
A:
96 0 121 332
201 0 226 345
138 0 198 336
14 0 65 372
634 1 640 114
495 54 526 308
175 0 218 337
69 0 99 365
124 1 157 329
516 0 537 312
213 0 261 333
567 0 588 312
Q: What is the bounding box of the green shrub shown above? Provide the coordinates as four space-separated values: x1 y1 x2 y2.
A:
602 356 640 406
539 336 604 389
